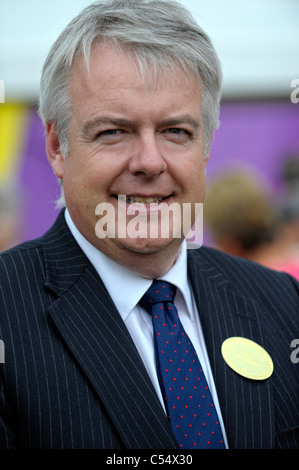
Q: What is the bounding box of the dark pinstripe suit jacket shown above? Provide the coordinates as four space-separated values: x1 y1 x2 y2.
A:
0 210 299 449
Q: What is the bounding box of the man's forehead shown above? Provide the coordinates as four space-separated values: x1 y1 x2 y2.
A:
69 40 201 93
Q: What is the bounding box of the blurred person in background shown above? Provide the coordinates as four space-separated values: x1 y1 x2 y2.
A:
0 180 21 252
204 170 299 280
281 155 299 194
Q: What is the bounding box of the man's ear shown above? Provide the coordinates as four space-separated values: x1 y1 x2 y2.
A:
45 122 65 179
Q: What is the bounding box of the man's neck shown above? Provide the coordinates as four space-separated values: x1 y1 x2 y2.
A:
107 244 182 279
64 208 183 279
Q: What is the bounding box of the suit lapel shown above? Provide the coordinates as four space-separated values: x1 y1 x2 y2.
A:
41 212 275 449
187 249 275 449
43 212 177 449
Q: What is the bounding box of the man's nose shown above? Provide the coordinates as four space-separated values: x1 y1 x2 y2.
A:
128 132 167 177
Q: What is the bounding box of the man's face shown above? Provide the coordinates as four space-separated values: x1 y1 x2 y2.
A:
46 44 211 274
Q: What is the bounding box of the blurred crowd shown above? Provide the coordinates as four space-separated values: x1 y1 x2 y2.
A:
204 156 299 281
0 179 21 252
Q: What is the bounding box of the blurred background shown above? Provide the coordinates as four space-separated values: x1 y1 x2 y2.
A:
0 0 299 274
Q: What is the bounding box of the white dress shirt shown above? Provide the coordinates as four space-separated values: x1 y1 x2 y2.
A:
65 209 228 447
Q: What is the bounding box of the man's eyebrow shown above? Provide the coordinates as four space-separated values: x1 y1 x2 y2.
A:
160 116 201 130
81 116 138 136
81 114 201 135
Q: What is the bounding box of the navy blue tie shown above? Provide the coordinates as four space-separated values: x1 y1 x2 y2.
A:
140 280 225 449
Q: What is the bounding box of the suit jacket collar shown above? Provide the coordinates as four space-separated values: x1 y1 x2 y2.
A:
42 210 90 296
187 248 275 449
42 211 178 449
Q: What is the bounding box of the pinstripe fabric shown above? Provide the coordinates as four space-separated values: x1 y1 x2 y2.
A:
0 210 298 448
188 248 299 449
0 212 177 449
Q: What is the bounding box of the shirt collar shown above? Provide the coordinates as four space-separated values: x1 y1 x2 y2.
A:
64 209 194 321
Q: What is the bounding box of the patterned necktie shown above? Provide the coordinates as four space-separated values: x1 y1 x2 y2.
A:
139 280 225 449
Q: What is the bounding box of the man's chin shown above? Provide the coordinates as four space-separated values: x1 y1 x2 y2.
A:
116 234 182 255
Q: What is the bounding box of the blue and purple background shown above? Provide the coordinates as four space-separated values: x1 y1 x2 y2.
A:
7 99 298 246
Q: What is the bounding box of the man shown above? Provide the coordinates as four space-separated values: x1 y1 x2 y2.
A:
0 0 298 449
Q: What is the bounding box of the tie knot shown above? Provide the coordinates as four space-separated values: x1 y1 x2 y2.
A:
139 280 176 313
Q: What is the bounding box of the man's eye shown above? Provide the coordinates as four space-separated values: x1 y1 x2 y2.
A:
168 128 187 134
165 128 191 141
97 129 123 139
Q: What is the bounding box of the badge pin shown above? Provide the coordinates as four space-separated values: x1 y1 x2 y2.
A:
221 337 274 380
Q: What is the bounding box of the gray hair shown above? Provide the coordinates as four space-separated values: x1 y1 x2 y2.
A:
38 0 222 208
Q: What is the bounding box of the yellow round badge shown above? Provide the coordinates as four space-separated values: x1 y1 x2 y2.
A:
221 337 274 380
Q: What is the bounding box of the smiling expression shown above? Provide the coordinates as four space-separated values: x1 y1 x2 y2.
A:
46 43 211 275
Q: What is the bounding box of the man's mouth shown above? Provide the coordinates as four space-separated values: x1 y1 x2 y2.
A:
115 195 171 204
